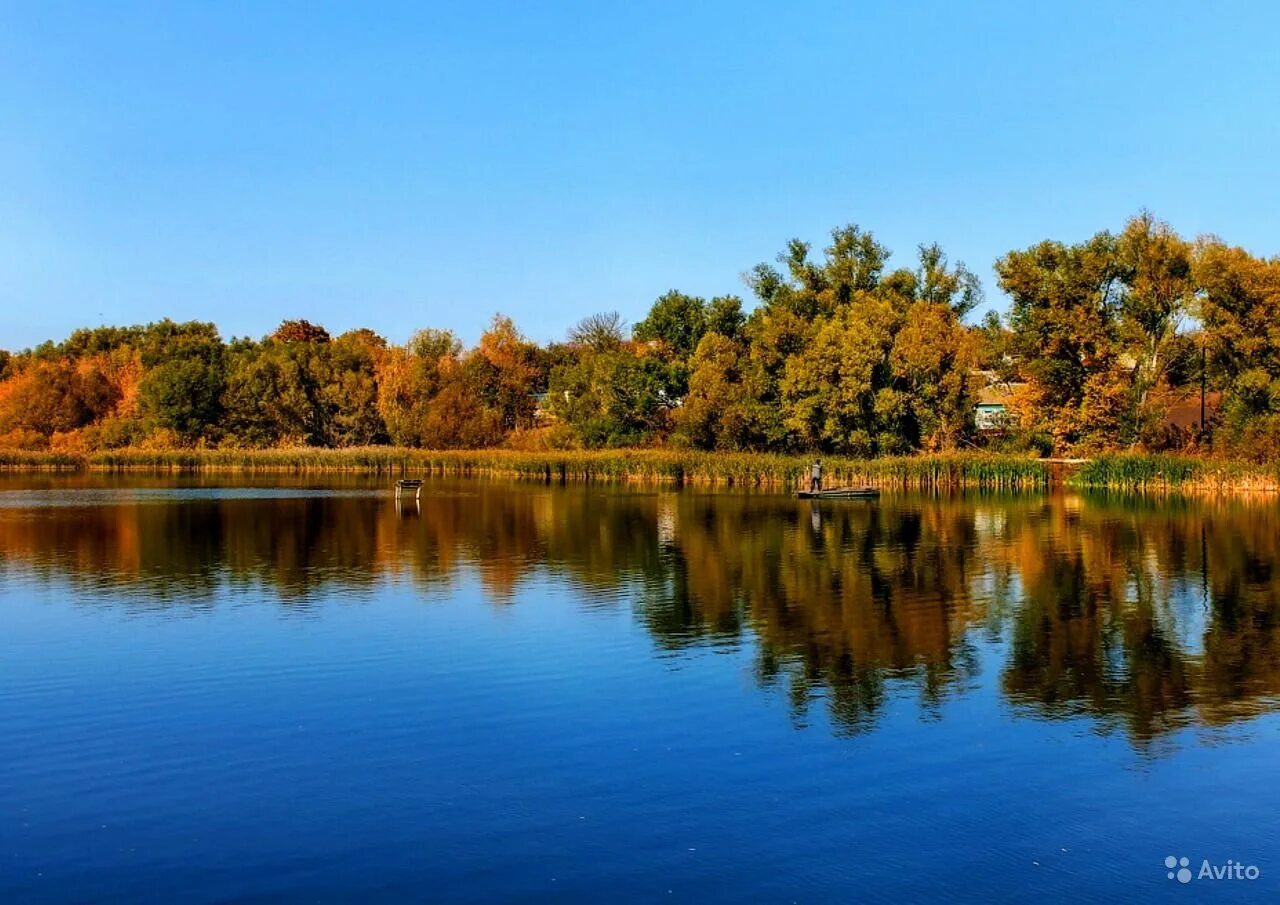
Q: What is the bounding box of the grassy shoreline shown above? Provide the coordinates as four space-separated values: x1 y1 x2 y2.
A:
1 447 1278 492
0 448 1049 488
1071 455 1280 493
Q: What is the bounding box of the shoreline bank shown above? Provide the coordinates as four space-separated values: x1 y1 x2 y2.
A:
1 448 1277 493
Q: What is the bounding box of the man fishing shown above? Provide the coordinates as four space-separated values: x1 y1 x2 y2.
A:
810 458 822 493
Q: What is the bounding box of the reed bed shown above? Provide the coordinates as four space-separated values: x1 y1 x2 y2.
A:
10 447 1278 493
1072 454 1280 493
0 449 85 471
0 447 1053 489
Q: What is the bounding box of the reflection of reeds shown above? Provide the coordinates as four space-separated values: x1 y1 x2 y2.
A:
1 448 1052 488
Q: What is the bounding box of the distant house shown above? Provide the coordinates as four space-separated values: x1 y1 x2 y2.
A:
975 382 1020 432
530 392 553 423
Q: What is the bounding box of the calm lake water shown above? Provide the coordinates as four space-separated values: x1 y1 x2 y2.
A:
2 476 1278 903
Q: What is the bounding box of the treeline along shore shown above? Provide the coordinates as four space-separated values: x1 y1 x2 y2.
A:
3 212 1280 490
2 448 1280 494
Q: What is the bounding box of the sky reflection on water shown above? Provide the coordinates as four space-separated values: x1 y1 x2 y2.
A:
1 477 1278 902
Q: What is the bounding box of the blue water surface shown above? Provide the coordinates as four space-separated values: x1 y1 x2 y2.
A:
1 479 1277 902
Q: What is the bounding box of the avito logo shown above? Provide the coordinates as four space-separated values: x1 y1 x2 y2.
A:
1165 856 1261 884
1165 856 1192 884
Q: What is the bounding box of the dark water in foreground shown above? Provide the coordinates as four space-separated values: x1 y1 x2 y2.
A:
2 477 1278 903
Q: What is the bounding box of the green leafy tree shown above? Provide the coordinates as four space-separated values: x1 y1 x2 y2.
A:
973 310 1014 378
633 291 707 358
133 322 227 443
705 295 746 341
746 225 889 319
139 356 226 442
327 330 388 445
914 243 982 317
222 341 293 446
547 348 673 447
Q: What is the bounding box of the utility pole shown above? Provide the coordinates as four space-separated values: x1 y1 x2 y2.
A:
1200 344 1207 444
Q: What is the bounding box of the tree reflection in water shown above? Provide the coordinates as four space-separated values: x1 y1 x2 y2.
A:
2 478 1278 744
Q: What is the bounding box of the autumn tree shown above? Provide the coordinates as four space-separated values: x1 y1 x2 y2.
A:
471 315 543 433
780 295 900 454
1193 239 1280 458
8 213 1278 458
0 360 118 440
676 332 773 449
1114 213 1195 443
272 319 331 344
376 329 463 447
997 233 1125 451
888 301 977 452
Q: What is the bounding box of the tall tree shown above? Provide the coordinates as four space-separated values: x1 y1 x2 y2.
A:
568 312 627 352
546 348 673 447
473 315 543 433
677 332 772 450
890 300 978 450
1114 213 1195 442
633 292 707 357
996 233 1124 450
376 329 463 447
1193 239 1280 457
705 295 746 341
136 322 227 443
780 295 900 454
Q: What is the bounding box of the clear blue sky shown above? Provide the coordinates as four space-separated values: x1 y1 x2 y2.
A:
2 0 1278 350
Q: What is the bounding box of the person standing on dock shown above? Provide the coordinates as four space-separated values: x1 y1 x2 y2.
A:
810 459 822 493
